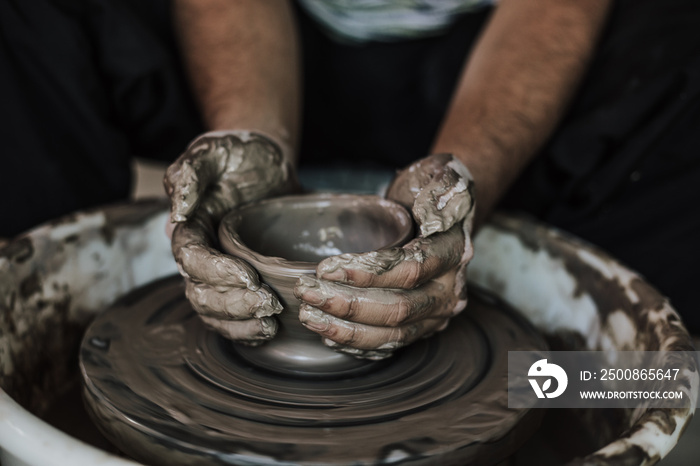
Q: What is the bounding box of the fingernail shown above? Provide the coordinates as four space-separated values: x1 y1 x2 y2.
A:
318 269 347 282
317 258 348 282
297 275 317 287
299 306 331 332
323 338 340 348
453 299 467 315
171 212 186 223
295 275 327 306
420 222 442 237
377 342 400 350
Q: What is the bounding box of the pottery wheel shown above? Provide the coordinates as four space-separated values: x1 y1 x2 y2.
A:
80 276 546 465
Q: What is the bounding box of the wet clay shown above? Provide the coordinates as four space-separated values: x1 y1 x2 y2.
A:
318 155 475 281
164 131 296 223
218 193 413 372
385 154 475 238
315 155 476 327
80 275 546 466
166 131 299 344
3 198 696 466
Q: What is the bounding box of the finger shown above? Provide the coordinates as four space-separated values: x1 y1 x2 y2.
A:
316 225 464 289
186 280 282 320
298 304 448 351
172 222 261 290
165 132 297 224
386 153 455 208
199 315 278 344
386 154 475 237
294 275 457 327
165 136 220 223
412 159 475 236
165 155 201 223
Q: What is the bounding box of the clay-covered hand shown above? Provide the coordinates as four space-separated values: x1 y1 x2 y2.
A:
294 153 475 359
165 131 297 345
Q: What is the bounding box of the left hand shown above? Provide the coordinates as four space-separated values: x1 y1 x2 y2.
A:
293 154 476 359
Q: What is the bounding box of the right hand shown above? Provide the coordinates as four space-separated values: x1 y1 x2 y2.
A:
164 131 298 345
294 154 475 359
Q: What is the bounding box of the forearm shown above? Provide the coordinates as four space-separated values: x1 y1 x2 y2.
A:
432 0 611 226
173 0 301 161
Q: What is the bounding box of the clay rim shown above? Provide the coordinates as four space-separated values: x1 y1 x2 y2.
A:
218 193 414 274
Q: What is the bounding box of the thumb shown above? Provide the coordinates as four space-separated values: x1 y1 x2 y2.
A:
412 158 475 237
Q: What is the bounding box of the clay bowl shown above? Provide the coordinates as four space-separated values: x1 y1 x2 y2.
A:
217 193 413 376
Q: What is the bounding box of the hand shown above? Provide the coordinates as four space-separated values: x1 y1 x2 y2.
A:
165 131 297 345
294 154 475 359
